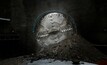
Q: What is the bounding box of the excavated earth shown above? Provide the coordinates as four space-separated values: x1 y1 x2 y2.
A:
0 34 106 65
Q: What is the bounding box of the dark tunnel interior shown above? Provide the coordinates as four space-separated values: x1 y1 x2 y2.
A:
0 0 107 60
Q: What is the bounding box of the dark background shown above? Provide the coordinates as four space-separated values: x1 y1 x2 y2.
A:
0 0 107 59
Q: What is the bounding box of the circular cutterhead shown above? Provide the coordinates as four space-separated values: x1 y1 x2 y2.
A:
34 12 76 47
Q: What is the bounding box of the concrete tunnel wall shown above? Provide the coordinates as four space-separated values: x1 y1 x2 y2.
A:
10 0 106 61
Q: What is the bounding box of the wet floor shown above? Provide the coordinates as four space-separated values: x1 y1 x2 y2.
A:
27 59 97 65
